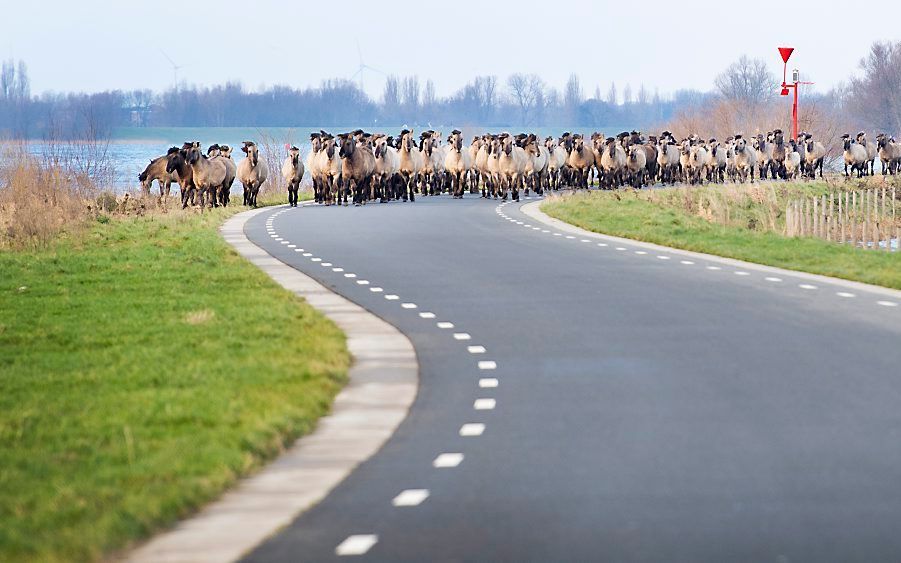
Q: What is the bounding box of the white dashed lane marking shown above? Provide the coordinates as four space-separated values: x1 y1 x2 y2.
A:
370 287 383 293
479 378 499 388
437 322 454 329
433 453 464 468
311 258 322 262
344 273 356 278
392 489 430 507
460 423 485 437
401 303 417 309
321 262 332 267
453 333 471 340
385 294 399 300
478 361 497 370
491 206 898 311
419 312 436 319
467 346 486 354
474 398 496 410
335 535 378 557
357 280 369 285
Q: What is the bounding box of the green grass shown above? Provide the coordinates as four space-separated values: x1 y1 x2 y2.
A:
0 207 350 562
542 187 901 290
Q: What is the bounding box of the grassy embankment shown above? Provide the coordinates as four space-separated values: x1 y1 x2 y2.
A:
542 179 901 289
0 198 349 562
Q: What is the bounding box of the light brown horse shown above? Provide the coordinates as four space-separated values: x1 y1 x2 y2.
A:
138 155 178 198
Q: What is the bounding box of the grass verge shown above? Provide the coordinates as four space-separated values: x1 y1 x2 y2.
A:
0 205 349 562
541 187 901 290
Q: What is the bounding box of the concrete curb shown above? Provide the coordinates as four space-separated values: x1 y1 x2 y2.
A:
521 199 901 299
124 206 418 563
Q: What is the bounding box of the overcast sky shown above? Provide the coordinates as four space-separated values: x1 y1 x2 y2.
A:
7 0 898 100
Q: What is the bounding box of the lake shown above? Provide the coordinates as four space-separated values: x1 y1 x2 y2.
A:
6 125 634 191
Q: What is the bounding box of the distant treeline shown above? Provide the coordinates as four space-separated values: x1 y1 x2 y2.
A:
0 65 715 139
2 42 901 139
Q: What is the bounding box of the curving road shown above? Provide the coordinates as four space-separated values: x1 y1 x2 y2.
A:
241 194 901 562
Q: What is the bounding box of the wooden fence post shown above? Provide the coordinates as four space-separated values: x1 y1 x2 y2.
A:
864 189 871 250
851 191 857 248
813 196 819 240
829 192 835 242
838 192 844 244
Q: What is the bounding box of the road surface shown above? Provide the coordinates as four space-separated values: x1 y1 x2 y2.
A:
240 194 901 562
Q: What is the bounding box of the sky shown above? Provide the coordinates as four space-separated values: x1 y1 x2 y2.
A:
6 0 898 101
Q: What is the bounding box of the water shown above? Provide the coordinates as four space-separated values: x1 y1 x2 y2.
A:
8 126 632 191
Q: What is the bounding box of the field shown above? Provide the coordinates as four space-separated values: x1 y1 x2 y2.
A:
0 203 349 562
542 180 901 289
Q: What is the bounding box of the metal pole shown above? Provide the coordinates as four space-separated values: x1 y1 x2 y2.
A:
792 84 799 142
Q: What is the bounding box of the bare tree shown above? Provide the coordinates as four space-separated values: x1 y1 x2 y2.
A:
401 76 420 113
507 73 546 125
637 84 649 105
382 75 400 112
847 40 901 133
473 75 497 122
607 82 617 106
563 74 582 124
422 79 436 113
15 61 30 101
623 84 633 105
714 55 777 105
1 60 13 101
564 74 582 108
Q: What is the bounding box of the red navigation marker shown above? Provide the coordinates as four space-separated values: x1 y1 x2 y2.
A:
778 47 794 64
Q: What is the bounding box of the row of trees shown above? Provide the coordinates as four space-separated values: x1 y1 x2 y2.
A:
0 73 704 138
1 43 899 139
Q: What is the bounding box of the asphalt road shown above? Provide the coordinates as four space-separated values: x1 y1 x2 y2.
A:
241 194 901 563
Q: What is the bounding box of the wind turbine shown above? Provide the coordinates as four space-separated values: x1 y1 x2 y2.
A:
350 40 385 94
161 50 183 91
